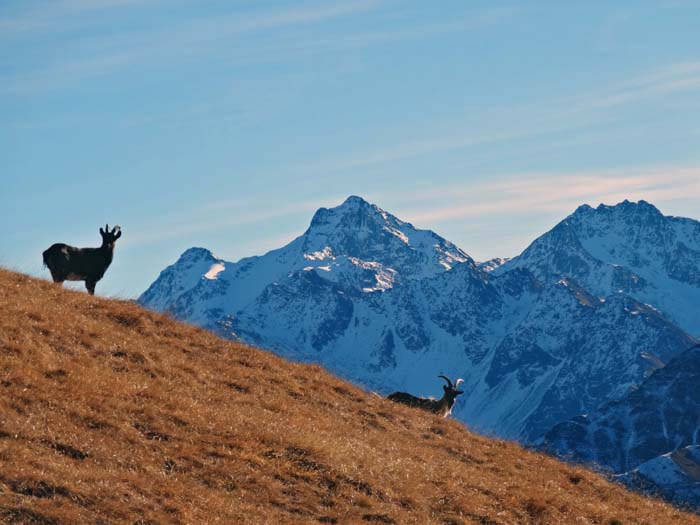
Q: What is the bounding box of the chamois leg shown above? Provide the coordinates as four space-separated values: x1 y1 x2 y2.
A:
49 270 64 285
85 280 96 295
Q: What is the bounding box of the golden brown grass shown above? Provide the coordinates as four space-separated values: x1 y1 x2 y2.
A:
0 268 697 525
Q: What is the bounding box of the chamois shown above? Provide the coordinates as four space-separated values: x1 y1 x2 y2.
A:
43 224 122 295
387 375 464 418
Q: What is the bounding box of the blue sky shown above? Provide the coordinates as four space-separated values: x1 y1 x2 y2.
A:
2 1 700 297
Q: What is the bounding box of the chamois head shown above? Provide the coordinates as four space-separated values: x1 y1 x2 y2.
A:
99 224 122 248
438 375 464 406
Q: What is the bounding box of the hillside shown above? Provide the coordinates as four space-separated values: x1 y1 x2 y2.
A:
1 269 698 525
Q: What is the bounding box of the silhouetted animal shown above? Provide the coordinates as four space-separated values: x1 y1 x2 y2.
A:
43 224 122 295
387 375 464 418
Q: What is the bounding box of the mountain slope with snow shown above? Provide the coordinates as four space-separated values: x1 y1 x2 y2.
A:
139 197 699 452
619 446 700 509
543 344 700 472
498 200 700 336
543 344 700 508
481 275 695 441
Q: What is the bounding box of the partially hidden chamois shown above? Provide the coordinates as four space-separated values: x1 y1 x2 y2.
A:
387 375 464 418
43 224 122 295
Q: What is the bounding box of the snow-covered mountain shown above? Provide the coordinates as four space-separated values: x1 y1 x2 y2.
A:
497 200 700 336
140 196 472 320
543 344 700 508
481 275 695 441
140 197 699 450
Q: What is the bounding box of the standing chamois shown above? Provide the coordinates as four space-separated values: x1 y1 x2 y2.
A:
387 376 464 418
43 224 122 295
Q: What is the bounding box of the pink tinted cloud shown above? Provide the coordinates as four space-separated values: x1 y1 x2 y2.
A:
394 166 700 226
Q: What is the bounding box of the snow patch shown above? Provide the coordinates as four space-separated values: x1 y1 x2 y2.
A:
304 247 334 261
204 263 225 280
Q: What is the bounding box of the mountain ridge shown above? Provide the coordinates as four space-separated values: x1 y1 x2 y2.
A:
499 198 700 335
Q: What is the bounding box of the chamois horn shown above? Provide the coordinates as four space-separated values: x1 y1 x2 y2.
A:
438 375 453 388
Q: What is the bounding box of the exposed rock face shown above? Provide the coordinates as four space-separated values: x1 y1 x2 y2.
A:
544 344 700 472
544 345 700 507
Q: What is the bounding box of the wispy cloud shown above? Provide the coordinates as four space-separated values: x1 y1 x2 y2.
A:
1 0 376 35
1 2 518 95
0 0 152 34
291 61 700 176
228 0 383 32
125 165 700 261
385 165 700 227
566 61 700 113
1 1 383 93
122 194 348 248
293 125 564 175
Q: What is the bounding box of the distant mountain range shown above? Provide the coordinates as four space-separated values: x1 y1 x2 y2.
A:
139 196 700 507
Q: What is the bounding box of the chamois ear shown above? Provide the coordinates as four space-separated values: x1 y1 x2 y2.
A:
114 229 122 240
99 227 105 236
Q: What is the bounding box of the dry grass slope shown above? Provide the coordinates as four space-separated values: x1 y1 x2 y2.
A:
0 268 698 525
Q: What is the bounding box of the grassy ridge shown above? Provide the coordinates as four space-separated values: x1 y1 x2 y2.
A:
0 268 697 524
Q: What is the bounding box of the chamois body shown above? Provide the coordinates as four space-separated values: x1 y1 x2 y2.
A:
43 224 121 295
388 376 464 418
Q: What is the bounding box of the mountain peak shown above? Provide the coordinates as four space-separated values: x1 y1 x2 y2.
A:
571 200 662 219
304 196 472 277
333 195 388 219
308 195 385 230
175 247 219 266
138 247 222 311
568 199 668 239
342 194 371 206
307 196 404 236
574 203 593 213
594 199 662 216
501 197 700 333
